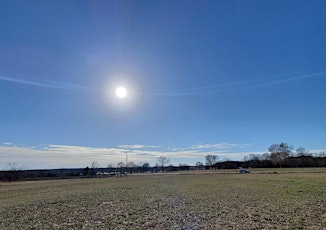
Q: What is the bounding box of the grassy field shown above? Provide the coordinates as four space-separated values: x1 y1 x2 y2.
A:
0 169 325 229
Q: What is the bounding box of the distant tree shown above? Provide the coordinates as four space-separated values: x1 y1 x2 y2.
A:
107 163 114 168
205 154 218 169
315 152 326 158
83 166 90 176
107 163 115 173
178 163 189 170
117 162 125 175
126 161 136 168
89 161 99 177
6 162 24 181
242 155 249 162
221 157 231 162
261 153 270 161
141 162 150 173
7 162 21 171
245 155 251 161
296 147 310 157
157 156 170 171
249 154 261 161
126 161 136 173
91 161 99 169
195 161 204 170
116 162 124 168
244 154 265 167
294 149 314 167
268 142 292 167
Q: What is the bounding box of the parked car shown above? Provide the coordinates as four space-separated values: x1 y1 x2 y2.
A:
239 168 250 173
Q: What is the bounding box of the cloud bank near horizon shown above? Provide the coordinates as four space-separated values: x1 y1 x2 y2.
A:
1 142 324 170
0 142 254 170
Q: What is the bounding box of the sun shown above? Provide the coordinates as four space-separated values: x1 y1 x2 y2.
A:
115 86 127 98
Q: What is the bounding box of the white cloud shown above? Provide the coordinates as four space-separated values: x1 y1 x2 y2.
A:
118 144 160 149
0 143 211 169
191 142 251 150
308 149 326 153
2 142 12 146
0 144 128 169
2 142 323 170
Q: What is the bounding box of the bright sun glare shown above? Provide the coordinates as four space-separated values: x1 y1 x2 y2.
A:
115 86 127 98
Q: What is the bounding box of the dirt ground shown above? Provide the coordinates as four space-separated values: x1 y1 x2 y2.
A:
0 170 325 229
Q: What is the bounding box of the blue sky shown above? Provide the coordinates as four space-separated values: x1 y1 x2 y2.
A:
1 0 325 169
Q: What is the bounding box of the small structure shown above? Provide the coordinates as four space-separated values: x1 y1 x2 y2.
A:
239 168 250 173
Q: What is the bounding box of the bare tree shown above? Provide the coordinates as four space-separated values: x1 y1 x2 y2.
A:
242 155 249 162
261 152 270 161
7 162 20 170
205 154 218 169
6 162 24 181
117 161 125 175
195 161 204 170
296 147 310 157
126 161 136 173
268 142 292 167
91 161 99 169
126 161 136 168
88 161 99 177
157 156 170 171
315 152 326 158
107 163 115 174
117 162 125 168
249 154 261 161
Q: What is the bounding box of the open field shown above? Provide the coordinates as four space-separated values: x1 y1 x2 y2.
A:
0 170 325 229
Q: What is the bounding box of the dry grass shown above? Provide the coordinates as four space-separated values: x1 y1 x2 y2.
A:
0 170 325 229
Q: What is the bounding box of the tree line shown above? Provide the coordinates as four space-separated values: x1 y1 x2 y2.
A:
1 142 325 181
206 142 326 169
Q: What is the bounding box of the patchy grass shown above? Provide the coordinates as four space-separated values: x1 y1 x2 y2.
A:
0 172 325 229
249 167 326 174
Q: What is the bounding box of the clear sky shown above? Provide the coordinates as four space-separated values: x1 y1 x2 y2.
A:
1 0 325 169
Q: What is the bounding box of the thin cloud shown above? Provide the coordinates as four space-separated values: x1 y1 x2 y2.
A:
118 144 160 149
0 74 100 91
1 142 324 169
145 71 326 96
2 142 12 146
190 143 251 150
2 70 325 96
